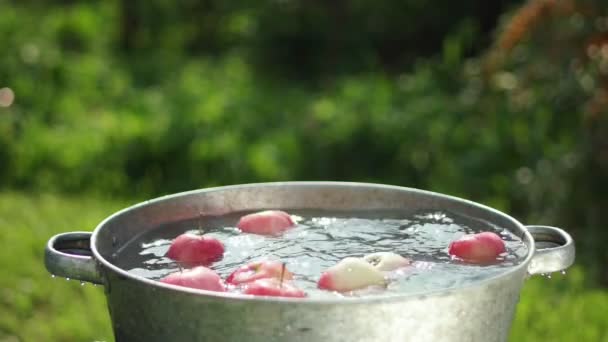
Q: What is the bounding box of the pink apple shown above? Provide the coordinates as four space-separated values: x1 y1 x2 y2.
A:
243 278 306 298
363 252 412 272
226 260 294 285
237 210 295 235
160 266 226 292
448 232 506 264
317 257 386 292
166 233 224 266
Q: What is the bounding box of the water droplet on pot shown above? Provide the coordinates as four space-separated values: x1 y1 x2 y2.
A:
80 282 85 286
66 277 71 281
561 270 567 275
547 274 552 279
51 274 56 278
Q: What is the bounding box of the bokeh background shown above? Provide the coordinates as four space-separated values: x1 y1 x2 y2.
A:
1 0 608 340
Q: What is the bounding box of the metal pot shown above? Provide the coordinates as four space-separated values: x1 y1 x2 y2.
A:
44 182 575 342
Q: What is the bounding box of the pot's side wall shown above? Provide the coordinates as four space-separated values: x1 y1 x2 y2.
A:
103 267 527 342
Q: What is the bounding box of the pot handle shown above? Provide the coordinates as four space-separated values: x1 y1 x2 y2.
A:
527 225 575 275
45 232 103 285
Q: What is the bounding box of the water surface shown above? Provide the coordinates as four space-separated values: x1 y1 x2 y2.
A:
116 209 528 298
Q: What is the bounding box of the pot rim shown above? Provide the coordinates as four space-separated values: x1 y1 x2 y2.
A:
90 181 535 305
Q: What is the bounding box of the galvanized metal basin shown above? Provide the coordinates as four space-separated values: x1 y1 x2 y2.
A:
44 182 575 342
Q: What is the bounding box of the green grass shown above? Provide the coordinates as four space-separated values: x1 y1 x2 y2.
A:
511 269 608 341
0 192 127 342
0 192 606 341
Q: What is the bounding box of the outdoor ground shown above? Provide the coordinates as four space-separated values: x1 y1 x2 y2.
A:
0 191 606 342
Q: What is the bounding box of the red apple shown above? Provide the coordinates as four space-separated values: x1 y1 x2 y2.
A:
226 260 294 285
166 233 224 266
243 278 306 298
160 266 226 292
237 210 295 235
448 232 506 264
317 257 386 292
363 252 411 272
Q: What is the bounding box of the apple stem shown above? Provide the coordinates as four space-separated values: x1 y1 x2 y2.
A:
178 263 183 273
198 211 204 235
280 262 286 288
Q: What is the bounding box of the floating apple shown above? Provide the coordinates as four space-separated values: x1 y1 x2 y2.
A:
166 233 224 266
448 232 506 264
160 266 226 292
363 252 411 272
226 260 294 285
317 257 386 292
237 210 295 235
243 278 306 298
